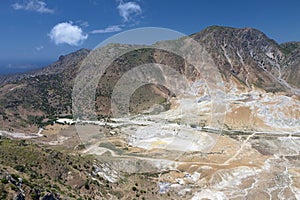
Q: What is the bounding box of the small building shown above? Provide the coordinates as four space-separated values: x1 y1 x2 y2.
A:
56 118 75 125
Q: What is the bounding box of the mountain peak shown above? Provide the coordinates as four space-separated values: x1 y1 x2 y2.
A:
192 26 275 44
58 48 90 61
188 26 296 92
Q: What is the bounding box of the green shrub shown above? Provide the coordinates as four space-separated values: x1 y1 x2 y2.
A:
14 165 26 172
1 178 8 184
11 174 19 180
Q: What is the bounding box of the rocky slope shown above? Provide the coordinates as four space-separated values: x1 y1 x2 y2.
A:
0 135 162 199
280 42 300 87
191 26 300 93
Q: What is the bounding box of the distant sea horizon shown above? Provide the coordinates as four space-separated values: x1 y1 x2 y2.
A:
0 60 54 75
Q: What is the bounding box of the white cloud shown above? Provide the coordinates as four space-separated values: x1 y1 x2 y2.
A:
91 25 122 34
35 45 44 51
12 0 54 14
76 20 89 28
49 22 88 46
117 1 142 22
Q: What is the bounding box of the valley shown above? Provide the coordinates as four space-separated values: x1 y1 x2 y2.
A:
1 26 300 199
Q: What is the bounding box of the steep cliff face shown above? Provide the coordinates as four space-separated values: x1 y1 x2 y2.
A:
191 26 287 91
280 42 300 88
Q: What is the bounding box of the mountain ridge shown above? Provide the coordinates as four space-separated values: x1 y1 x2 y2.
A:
192 26 296 91
1 26 300 132
0 48 90 85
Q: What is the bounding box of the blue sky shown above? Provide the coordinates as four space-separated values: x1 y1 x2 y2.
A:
1 0 300 74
